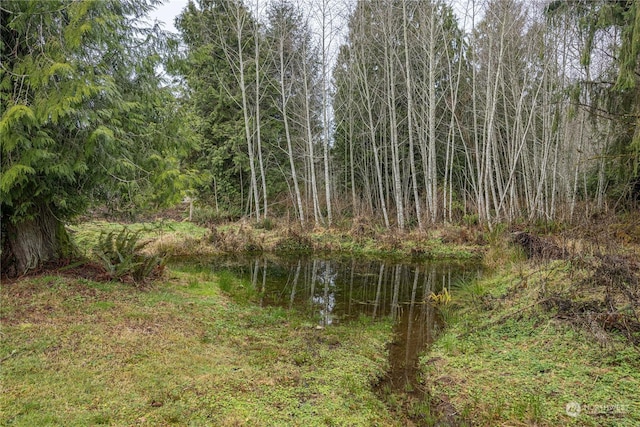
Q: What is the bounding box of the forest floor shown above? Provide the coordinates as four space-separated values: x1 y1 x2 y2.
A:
2 213 639 426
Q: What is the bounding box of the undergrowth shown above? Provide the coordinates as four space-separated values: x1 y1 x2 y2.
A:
93 228 164 283
69 219 483 261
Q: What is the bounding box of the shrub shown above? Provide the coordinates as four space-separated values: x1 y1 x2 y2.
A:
274 229 313 254
93 228 163 283
206 226 263 253
462 213 479 226
192 205 242 225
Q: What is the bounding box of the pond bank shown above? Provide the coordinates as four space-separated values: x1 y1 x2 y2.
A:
1 272 395 425
170 255 480 408
421 245 640 426
69 219 483 262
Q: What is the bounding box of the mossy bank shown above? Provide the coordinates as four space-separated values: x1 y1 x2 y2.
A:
420 230 640 426
5 217 639 426
69 219 482 261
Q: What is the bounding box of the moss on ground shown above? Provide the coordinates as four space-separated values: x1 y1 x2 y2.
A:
421 256 640 426
18 218 639 425
1 272 394 426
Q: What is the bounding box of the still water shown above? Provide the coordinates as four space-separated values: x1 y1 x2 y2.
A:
173 255 480 392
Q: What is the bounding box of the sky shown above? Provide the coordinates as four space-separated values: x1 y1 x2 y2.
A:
147 0 480 36
148 0 190 34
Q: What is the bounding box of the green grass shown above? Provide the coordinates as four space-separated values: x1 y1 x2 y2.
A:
1 272 395 426
7 219 638 425
69 220 481 262
68 220 210 257
421 259 640 426
304 228 480 260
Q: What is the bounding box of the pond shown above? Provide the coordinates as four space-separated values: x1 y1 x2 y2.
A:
171 255 481 394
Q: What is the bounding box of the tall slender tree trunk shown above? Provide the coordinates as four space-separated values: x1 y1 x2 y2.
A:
320 0 332 226
278 38 305 226
232 8 260 220
254 0 268 219
427 4 438 223
385 37 404 230
302 51 322 225
596 122 611 211
348 98 357 215
356 35 390 227
402 0 423 230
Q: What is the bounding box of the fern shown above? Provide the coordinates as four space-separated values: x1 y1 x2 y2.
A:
93 228 163 283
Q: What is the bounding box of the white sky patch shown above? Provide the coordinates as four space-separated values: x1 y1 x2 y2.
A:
146 0 485 38
148 0 190 34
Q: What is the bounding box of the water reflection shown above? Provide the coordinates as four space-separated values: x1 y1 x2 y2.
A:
175 255 479 393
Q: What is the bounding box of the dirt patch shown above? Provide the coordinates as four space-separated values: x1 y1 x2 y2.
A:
431 394 461 427
413 358 466 427
1 258 163 287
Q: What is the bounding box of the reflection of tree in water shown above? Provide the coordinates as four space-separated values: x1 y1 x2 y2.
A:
311 260 338 326
221 256 475 325
192 256 478 392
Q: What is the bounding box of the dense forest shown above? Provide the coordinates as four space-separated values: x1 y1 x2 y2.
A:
2 0 639 273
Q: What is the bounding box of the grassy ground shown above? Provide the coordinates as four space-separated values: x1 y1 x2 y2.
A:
1 270 394 426
1 218 481 426
6 216 639 425
420 230 640 426
69 218 481 261
68 220 211 259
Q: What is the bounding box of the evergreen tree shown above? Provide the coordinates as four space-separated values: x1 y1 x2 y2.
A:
176 0 259 216
1 0 186 274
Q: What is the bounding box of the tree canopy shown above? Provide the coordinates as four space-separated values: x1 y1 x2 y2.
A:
1 0 192 273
